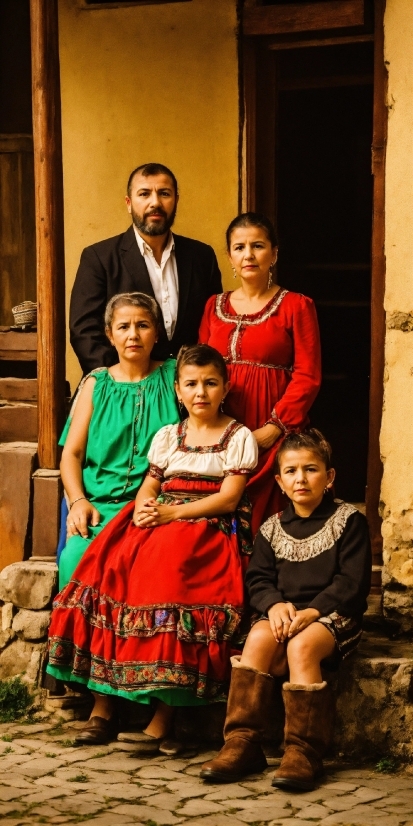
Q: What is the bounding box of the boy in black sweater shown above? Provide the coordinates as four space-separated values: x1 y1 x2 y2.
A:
201 429 371 791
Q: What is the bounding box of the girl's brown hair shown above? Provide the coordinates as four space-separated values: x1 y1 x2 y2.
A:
176 344 228 383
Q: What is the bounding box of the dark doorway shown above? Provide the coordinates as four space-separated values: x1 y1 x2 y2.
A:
274 43 374 502
0 0 35 328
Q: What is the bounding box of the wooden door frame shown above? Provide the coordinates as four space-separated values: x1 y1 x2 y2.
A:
241 0 387 561
30 0 66 470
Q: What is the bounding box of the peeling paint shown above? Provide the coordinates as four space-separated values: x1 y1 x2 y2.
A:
387 312 413 332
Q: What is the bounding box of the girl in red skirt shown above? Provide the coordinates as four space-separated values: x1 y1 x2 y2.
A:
47 344 258 749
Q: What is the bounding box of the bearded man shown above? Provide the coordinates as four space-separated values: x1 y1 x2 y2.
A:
69 162 222 373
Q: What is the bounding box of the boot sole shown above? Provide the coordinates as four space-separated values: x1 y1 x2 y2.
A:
271 776 315 792
200 760 267 784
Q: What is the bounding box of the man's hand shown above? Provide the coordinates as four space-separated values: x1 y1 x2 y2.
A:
268 602 296 643
67 500 101 539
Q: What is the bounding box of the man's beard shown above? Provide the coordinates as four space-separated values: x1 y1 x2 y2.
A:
131 205 177 236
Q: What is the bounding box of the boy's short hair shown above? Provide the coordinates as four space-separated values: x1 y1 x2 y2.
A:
276 428 332 471
176 344 228 383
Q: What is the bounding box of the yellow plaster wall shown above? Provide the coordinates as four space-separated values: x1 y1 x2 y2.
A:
58 0 239 391
381 0 413 625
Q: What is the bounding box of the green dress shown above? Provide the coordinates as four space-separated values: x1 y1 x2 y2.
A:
58 359 179 589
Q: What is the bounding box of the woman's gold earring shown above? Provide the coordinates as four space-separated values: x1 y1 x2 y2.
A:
268 262 275 290
232 267 237 280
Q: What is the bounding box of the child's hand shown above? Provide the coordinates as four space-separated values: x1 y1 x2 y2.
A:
133 498 158 527
268 602 296 643
288 608 321 637
134 501 178 528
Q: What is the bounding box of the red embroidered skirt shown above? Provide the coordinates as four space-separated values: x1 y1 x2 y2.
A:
47 478 251 703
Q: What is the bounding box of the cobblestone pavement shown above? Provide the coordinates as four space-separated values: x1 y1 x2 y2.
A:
1 717 413 826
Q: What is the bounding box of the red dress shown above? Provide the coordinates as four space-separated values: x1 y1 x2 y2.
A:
47 420 258 704
199 289 321 533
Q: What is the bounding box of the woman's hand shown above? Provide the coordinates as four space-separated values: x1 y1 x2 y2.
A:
268 602 296 643
133 498 178 528
67 500 101 539
252 423 282 452
288 608 321 638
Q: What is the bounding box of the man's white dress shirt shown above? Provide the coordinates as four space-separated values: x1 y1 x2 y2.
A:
134 227 179 341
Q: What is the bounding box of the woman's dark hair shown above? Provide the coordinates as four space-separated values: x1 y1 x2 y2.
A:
104 292 162 332
127 163 178 196
226 212 278 250
176 344 228 383
275 428 333 472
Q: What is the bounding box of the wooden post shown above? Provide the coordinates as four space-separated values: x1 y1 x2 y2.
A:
365 0 387 565
30 0 66 469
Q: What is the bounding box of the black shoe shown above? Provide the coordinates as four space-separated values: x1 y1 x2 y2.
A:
74 716 118 746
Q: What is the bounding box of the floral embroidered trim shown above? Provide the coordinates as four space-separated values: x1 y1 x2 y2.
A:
216 290 289 325
52 585 242 642
48 638 229 700
260 501 358 561
318 613 362 660
223 468 251 477
148 463 164 481
156 488 254 555
224 359 292 371
177 418 243 453
264 413 289 434
215 290 289 365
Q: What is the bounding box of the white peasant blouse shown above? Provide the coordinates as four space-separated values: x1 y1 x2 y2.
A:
147 419 258 481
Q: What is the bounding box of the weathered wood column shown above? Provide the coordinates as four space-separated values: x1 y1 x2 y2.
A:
30 0 66 470
366 0 387 565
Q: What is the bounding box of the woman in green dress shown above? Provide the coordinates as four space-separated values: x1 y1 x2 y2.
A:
57 291 180 590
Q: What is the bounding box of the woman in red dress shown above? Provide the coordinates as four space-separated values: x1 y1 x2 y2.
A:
199 213 321 534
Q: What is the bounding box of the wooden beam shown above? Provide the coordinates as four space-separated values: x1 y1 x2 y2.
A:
30 0 66 469
365 0 387 565
278 73 373 91
244 0 365 37
0 135 33 153
268 34 374 50
0 331 37 361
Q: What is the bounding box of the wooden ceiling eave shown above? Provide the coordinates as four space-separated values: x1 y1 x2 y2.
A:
243 0 368 38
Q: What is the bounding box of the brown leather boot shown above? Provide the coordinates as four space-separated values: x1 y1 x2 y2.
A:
200 657 273 783
272 681 334 791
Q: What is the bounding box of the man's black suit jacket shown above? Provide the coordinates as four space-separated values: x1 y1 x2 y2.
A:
69 225 222 374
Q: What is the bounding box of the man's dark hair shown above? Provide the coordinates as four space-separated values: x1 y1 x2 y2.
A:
127 163 178 197
276 428 333 472
176 344 228 383
226 212 278 250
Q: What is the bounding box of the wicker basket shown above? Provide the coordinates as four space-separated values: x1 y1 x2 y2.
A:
12 301 37 327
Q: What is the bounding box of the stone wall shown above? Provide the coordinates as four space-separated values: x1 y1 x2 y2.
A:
0 559 58 685
381 0 413 631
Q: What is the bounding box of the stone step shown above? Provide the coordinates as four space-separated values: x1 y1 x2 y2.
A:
0 401 37 441
0 377 37 401
176 631 413 759
1 560 411 760
336 631 413 759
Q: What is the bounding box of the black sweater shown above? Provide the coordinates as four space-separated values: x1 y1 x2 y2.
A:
246 497 371 619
